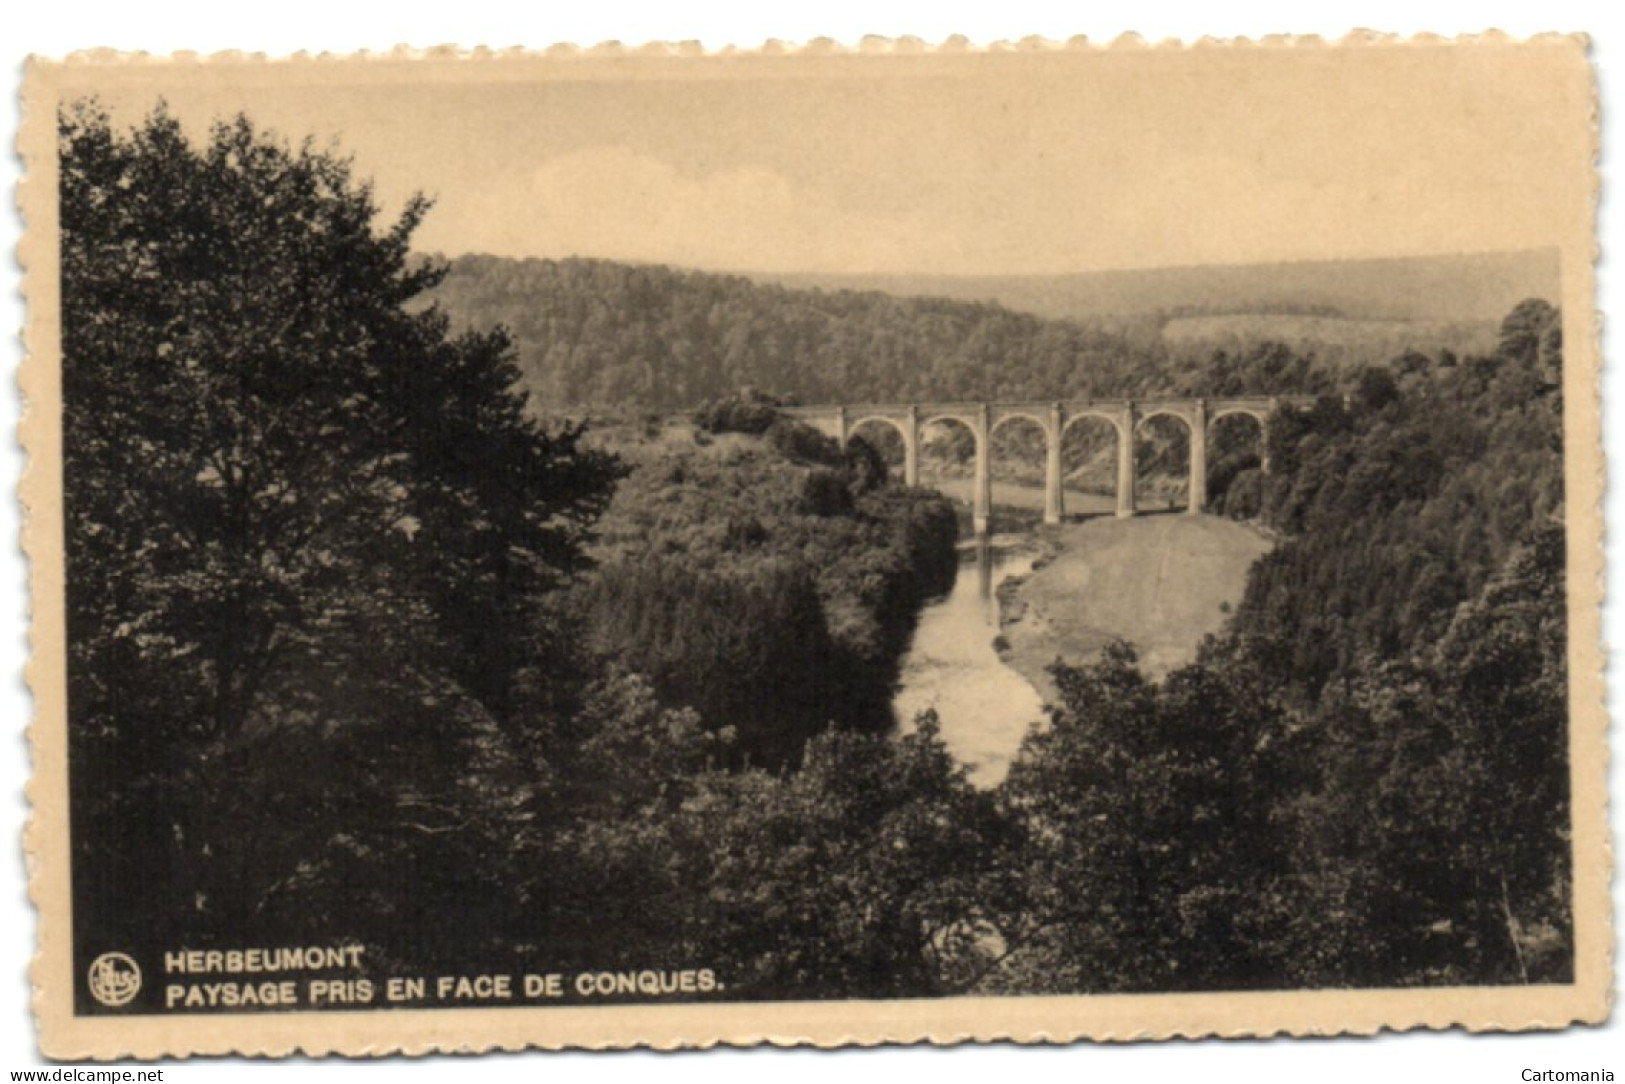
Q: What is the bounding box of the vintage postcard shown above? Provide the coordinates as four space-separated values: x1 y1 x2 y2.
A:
19 36 1609 1058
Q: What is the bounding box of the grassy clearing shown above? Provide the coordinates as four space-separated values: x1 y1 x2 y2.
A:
997 514 1271 699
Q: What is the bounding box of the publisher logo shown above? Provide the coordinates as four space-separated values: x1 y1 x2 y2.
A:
88 952 141 1007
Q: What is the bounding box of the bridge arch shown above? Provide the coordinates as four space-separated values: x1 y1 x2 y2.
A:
1204 411 1269 516
1209 405 1269 428
1135 410 1196 513
1056 412 1126 519
847 414 912 447
990 411 1053 441
847 415 917 487
986 412 1054 524
1207 408 1268 452
917 414 983 474
1061 409 1129 444
1208 400 1282 477
921 412 984 447
917 414 978 455
915 413 985 528
1135 407 1196 436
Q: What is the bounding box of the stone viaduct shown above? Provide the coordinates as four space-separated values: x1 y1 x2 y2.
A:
781 396 1316 534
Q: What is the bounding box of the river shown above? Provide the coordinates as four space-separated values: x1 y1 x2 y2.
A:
893 535 1047 787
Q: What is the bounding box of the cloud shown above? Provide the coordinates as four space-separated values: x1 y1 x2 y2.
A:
416 137 1571 277
421 146 967 274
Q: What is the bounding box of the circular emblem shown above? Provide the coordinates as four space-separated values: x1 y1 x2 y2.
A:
87 952 141 1007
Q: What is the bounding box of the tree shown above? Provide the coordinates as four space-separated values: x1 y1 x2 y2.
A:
655 716 1004 999
60 100 622 980
1497 298 1560 366
994 644 1291 993
1354 365 1400 414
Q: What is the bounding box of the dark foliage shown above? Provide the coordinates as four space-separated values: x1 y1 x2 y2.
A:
579 424 959 768
994 644 1295 992
693 390 785 436
61 102 625 991
985 306 1570 990
1237 320 1563 701
62 98 1569 1003
422 254 1182 409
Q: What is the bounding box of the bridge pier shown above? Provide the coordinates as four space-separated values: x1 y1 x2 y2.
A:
1044 404 1064 526
973 403 992 535
1261 397 1279 475
1188 398 1207 514
1116 403 1137 518
903 405 920 487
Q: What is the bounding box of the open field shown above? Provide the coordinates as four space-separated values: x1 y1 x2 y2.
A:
751 248 1560 323
998 514 1271 699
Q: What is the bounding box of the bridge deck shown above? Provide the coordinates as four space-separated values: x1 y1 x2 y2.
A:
781 395 1316 414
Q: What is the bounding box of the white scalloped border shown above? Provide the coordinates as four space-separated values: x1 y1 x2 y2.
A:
17 32 1610 1059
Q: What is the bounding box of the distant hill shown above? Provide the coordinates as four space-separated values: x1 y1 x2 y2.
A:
418 255 1176 411
418 252 1549 413
749 249 1560 325
1160 313 1500 361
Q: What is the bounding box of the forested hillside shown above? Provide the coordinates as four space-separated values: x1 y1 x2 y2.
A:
1160 312 1499 370
1237 298 1564 698
991 298 1570 990
577 417 958 768
421 254 1172 409
422 254 1516 412
754 249 1560 325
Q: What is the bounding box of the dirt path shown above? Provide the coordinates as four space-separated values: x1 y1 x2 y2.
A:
1000 514 1271 700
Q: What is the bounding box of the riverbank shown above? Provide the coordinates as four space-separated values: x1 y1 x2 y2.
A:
924 475 1117 521
582 416 960 768
996 514 1272 701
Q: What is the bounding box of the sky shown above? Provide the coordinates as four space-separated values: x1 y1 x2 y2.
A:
60 42 1595 277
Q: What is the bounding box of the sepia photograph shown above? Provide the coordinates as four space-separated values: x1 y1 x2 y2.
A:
7 10 1616 1067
